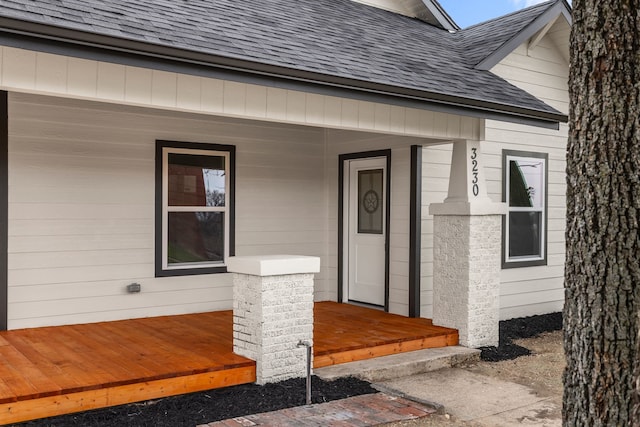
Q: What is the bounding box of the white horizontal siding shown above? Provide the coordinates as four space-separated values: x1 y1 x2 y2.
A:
491 37 569 115
7 92 328 329
419 34 569 321
488 37 569 320
0 45 483 141
1 32 567 327
420 143 452 318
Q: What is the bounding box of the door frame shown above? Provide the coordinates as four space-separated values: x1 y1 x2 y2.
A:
338 149 391 312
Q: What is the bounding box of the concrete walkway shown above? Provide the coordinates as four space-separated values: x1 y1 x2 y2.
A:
377 368 561 426
203 346 561 426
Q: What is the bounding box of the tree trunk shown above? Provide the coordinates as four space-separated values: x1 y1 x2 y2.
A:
564 0 640 425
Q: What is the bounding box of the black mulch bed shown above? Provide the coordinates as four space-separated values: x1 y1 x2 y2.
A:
11 377 376 427
12 312 561 427
479 311 563 362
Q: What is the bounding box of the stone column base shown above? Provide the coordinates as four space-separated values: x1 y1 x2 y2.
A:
431 213 502 348
228 255 319 384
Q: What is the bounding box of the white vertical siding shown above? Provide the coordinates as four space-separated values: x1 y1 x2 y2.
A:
7 93 327 329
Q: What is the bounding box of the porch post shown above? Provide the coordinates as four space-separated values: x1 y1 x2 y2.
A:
429 140 506 347
227 255 320 385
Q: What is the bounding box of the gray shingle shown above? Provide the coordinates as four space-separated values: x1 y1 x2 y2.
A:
455 1 556 67
0 0 563 118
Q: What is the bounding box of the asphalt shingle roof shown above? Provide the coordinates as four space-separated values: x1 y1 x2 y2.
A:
456 1 555 67
0 0 564 121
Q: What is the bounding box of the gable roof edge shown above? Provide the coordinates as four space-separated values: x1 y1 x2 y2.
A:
475 0 572 71
419 0 460 31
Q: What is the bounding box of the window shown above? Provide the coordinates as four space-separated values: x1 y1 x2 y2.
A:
155 141 235 276
357 169 383 234
502 150 547 268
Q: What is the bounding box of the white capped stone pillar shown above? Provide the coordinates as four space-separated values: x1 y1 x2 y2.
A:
429 140 507 348
227 255 320 385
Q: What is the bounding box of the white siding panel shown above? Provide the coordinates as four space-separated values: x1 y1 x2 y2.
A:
305 93 325 124
491 38 569 115
9 249 152 270
67 58 98 98
97 62 125 101
35 52 67 93
487 37 568 319
7 92 327 329
358 101 376 130
9 218 151 237
499 287 565 320
418 34 568 321
151 70 178 108
374 104 391 131
0 46 482 141
9 287 232 323
223 81 246 115
124 66 153 104
286 90 306 122
10 234 152 253
10 264 153 287
389 106 406 134
265 87 287 121
245 84 268 118
10 275 231 304
200 78 224 113
9 299 232 330
419 143 452 318
2 47 36 89
176 74 202 110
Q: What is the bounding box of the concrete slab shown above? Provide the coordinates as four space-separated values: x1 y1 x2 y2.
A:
314 346 480 382
376 368 561 426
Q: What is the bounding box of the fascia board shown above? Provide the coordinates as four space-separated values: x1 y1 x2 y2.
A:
475 1 572 71
0 18 565 128
419 0 460 31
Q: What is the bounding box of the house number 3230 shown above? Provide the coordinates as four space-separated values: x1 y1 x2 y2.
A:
470 148 479 197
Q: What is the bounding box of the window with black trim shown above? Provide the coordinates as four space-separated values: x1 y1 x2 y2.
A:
502 150 547 268
155 141 235 277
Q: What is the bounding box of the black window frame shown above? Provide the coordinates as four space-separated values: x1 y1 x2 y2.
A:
155 140 235 277
502 149 548 269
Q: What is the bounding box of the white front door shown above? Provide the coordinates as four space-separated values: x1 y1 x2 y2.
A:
345 157 387 307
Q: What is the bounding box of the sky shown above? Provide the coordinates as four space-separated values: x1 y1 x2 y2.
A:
437 0 552 28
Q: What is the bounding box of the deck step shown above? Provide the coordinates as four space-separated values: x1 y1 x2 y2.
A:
314 346 480 383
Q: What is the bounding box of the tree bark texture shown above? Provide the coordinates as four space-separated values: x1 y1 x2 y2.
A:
564 0 640 426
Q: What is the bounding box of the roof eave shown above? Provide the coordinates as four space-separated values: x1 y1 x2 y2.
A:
475 0 572 71
0 17 564 129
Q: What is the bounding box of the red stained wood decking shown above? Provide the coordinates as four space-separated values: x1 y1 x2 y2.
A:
314 302 458 368
0 301 457 424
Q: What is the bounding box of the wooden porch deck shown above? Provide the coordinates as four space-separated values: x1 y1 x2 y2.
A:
0 301 457 424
